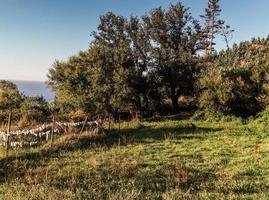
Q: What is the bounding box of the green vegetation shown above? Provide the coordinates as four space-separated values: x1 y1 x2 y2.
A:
0 80 50 124
1 115 269 199
248 107 269 132
197 37 269 117
2 0 269 199
0 80 23 121
46 0 269 120
47 0 232 116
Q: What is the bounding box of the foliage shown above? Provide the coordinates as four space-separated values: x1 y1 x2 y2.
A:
0 80 23 110
47 2 203 115
248 107 269 133
142 2 202 112
48 51 94 113
0 80 52 123
20 96 50 122
191 109 243 123
197 36 269 117
0 80 23 121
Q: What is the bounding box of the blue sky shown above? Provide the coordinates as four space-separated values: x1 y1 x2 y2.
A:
0 0 268 81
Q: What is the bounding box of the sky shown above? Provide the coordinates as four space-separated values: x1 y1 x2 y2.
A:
0 0 269 81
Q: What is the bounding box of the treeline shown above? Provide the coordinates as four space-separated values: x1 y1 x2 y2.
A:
4 0 269 121
48 2 202 116
47 0 237 117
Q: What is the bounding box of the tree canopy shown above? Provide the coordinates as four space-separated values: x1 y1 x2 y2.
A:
47 2 204 115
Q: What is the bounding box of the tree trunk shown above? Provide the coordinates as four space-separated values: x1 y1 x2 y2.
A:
171 94 179 114
143 93 149 112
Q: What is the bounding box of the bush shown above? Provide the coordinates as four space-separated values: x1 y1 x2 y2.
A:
248 107 269 133
0 80 23 110
0 81 51 124
197 37 269 118
192 109 243 123
20 96 50 122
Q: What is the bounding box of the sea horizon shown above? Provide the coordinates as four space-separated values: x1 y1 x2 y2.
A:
8 79 55 102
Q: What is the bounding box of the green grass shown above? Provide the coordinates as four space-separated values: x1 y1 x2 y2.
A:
1 116 269 199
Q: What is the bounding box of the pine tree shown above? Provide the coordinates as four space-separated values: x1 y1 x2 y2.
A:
201 0 225 54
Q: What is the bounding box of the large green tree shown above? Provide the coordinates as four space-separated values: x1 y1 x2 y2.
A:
48 12 163 115
92 12 159 113
142 2 203 112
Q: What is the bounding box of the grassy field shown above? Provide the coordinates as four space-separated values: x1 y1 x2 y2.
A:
1 115 269 199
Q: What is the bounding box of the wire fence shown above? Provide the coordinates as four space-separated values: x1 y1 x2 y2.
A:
0 111 142 157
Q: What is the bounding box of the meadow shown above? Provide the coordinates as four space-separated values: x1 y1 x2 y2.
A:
0 114 268 200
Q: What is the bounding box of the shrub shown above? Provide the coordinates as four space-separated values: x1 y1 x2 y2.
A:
192 109 243 123
197 37 269 118
248 107 269 133
20 96 50 122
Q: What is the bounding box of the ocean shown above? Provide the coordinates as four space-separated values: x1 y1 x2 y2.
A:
12 80 55 102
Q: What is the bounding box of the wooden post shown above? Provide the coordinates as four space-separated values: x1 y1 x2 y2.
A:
127 114 130 128
118 114 121 133
45 120 49 141
254 141 260 162
108 115 111 131
6 111 12 157
50 115 55 148
78 116 88 138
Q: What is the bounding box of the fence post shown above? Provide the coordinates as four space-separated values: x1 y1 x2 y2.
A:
6 111 12 157
78 116 88 138
45 120 49 141
118 114 121 133
108 115 111 131
50 115 55 148
127 113 130 128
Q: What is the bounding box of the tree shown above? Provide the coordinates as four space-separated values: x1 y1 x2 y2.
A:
47 2 204 115
0 80 22 110
142 2 202 112
90 12 165 114
47 51 94 113
201 0 232 54
126 16 156 111
91 13 136 114
88 43 133 114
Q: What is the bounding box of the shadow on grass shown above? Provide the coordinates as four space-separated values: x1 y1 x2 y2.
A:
0 122 221 184
144 112 194 122
119 124 223 144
